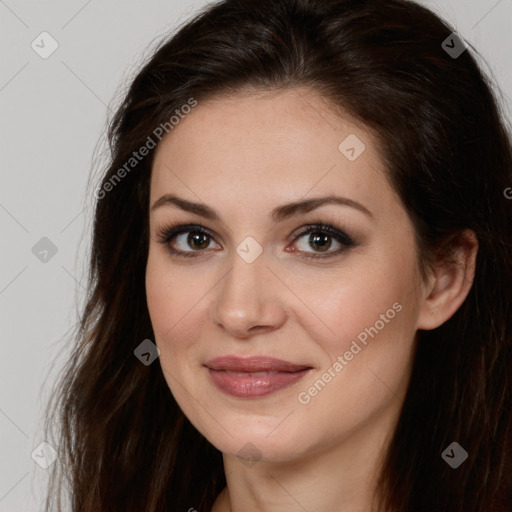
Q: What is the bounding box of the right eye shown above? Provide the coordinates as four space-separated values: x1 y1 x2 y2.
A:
156 223 221 258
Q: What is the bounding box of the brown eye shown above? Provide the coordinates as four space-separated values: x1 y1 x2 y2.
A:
156 223 220 258
291 223 356 259
186 232 211 250
307 232 332 252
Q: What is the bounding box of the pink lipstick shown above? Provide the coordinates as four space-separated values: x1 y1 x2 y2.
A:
204 356 312 398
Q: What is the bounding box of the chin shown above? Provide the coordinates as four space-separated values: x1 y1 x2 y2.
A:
194 413 316 464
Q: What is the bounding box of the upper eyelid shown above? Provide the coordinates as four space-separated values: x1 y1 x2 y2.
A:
157 213 354 234
157 221 346 238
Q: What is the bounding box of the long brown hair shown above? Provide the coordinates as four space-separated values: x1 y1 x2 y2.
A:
43 0 512 510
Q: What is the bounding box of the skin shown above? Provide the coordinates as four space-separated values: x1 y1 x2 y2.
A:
145 87 478 512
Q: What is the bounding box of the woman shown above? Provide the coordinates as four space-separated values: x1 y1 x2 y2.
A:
43 0 512 510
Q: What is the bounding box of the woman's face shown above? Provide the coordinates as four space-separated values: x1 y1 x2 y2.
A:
146 87 426 463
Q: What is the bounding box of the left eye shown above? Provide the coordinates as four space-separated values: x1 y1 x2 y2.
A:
290 224 356 259
156 223 356 259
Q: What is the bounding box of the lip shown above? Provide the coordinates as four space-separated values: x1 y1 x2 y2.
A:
204 356 312 398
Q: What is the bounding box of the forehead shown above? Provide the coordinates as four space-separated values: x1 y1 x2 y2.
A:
150 87 394 215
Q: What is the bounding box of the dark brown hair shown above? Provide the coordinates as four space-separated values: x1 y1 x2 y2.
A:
43 0 512 510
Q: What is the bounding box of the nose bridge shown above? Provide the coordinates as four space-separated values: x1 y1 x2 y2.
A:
219 246 264 312
212 244 281 335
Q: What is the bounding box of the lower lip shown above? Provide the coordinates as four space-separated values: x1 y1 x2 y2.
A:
206 368 311 398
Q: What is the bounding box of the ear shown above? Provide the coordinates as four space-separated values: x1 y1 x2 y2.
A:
416 229 478 331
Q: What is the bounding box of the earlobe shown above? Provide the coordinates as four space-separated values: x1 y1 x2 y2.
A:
416 229 478 331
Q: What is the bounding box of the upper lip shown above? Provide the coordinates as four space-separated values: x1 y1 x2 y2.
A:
204 356 311 373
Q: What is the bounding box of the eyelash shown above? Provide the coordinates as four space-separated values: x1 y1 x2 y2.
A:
155 220 357 260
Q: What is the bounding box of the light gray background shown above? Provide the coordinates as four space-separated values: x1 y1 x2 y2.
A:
1 0 511 510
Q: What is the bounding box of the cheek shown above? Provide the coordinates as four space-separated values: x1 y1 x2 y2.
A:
289 247 420 410
145 251 193 358
296 301 416 448
145 253 205 409
293 256 419 430
145 248 198 335
290 245 419 357
145 249 217 383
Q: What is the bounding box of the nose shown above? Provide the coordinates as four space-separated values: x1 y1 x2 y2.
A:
211 250 287 339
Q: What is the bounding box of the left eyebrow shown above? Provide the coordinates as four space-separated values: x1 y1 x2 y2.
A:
150 194 374 221
270 195 374 221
